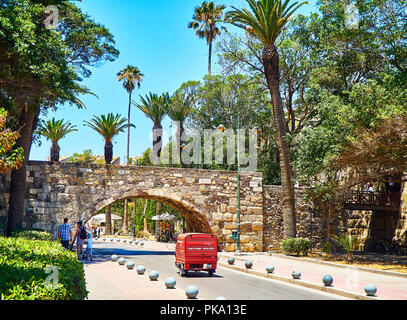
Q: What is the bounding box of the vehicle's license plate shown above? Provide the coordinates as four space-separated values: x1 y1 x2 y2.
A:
204 264 212 269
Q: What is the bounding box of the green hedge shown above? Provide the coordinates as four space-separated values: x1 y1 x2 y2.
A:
281 238 310 256
0 236 87 300
11 228 52 241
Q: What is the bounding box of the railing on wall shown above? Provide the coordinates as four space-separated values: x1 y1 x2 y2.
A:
344 191 401 211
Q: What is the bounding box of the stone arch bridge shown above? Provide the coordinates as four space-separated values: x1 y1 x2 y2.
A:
0 161 323 252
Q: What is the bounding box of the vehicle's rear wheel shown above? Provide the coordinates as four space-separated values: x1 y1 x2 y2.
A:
208 270 214 277
180 264 188 277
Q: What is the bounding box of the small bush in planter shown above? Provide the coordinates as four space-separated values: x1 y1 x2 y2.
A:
281 238 310 256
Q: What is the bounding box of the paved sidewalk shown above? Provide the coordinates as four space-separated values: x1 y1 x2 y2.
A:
97 237 407 300
83 254 186 300
218 252 407 300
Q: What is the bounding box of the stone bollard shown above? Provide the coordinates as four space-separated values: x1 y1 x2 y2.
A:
165 277 176 289
186 285 199 299
126 261 135 270
228 257 235 265
323 275 333 287
136 265 146 275
266 265 275 274
111 254 119 262
292 271 301 279
149 270 159 281
245 261 253 269
364 284 377 297
118 258 126 265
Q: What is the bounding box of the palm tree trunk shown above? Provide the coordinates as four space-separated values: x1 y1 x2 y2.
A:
104 141 113 165
262 45 297 239
6 106 38 235
143 199 148 233
105 204 112 235
123 91 132 234
50 142 60 162
208 41 212 77
123 199 129 234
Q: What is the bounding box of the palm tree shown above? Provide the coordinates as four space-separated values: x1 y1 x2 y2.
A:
117 65 144 164
84 113 130 165
35 118 77 162
84 113 129 236
162 91 197 166
118 66 143 235
133 93 168 164
188 1 226 76
226 0 307 239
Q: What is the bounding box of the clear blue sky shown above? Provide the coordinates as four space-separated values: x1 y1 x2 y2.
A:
30 0 318 162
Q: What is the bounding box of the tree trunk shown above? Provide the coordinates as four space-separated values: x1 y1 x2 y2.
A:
104 141 113 165
262 45 297 239
143 199 148 233
50 142 60 162
127 91 132 164
6 106 38 235
105 204 112 235
123 199 129 234
208 41 212 77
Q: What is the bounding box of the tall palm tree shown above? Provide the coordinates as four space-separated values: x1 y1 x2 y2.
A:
162 91 197 166
35 118 77 162
84 113 129 236
117 65 144 164
188 1 227 76
118 66 143 234
133 93 168 164
226 0 307 239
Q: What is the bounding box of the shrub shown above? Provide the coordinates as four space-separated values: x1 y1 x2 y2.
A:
330 233 358 262
281 238 311 256
0 237 87 300
11 228 52 241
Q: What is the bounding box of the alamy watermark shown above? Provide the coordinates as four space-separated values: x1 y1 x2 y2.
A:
45 265 59 289
345 4 360 30
149 121 258 172
44 5 59 30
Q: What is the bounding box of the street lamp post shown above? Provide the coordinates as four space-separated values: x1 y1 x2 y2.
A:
236 114 241 255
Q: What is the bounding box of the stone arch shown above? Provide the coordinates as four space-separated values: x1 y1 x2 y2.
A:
82 188 213 234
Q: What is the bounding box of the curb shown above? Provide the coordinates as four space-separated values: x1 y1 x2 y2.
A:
219 252 407 279
218 262 380 301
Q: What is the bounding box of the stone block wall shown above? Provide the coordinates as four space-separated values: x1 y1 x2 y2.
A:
262 185 327 251
0 173 10 233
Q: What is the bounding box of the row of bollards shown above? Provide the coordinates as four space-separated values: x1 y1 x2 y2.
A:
111 254 202 299
227 257 378 297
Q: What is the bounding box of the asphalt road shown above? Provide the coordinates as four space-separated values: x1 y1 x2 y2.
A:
92 241 345 300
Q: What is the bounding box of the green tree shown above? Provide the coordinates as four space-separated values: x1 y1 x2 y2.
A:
84 113 129 165
188 1 227 76
226 0 308 239
35 118 77 162
0 108 24 174
1 0 119 235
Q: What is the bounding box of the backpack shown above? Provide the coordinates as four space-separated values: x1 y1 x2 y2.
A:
79 227 87 240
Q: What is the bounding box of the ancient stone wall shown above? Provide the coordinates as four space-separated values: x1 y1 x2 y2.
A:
393 175 407 244
262 186 327 251
0 161 265 252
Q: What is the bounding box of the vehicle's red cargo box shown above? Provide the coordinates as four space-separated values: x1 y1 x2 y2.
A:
175 233 218 277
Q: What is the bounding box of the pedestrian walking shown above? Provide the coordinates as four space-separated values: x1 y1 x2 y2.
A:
74 221 87 260
85 232 94 261
57 218 72 249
